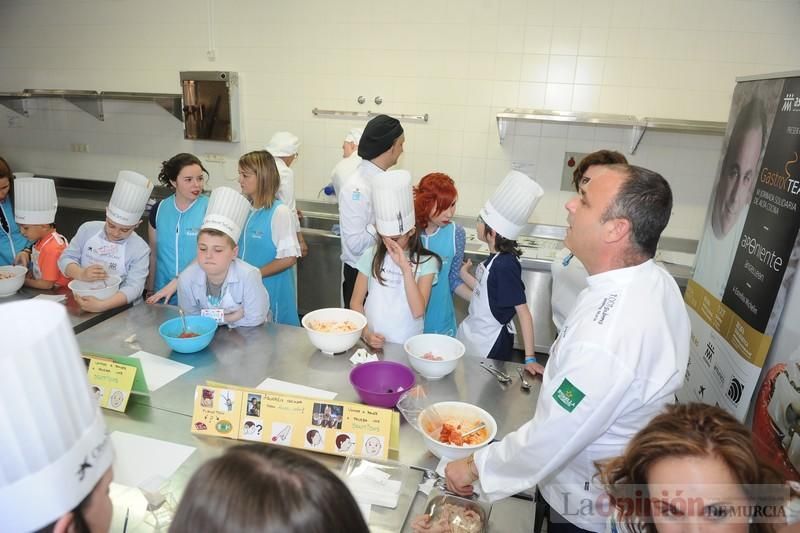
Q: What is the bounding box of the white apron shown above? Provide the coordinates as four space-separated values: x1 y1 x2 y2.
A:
364 253 423 344
81 228 128 278
31 233 66 279
201 280 243 324
457 254 514 357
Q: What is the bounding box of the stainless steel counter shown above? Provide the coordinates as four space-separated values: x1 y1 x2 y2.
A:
78 303 539 531
0 286 130 333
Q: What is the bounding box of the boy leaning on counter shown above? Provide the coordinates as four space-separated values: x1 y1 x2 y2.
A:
58 170 153 312
13 177 71 290
177 186 270 327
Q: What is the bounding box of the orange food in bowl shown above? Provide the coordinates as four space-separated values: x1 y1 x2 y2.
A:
436 420 489 446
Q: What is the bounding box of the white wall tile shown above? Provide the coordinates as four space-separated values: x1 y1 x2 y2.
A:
547 55 577 84
574 57 605 85
550 27 581 55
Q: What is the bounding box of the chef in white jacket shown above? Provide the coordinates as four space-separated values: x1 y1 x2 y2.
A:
339 115 404 308
445 164 691 533
266 131 307 257
0 300 114 533
331 127 363 198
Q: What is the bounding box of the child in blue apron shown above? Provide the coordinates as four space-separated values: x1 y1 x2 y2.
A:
350 170 440 349
177 187 269 328
237 151 301 326
414 173 470 336
0 157 32 265
457 171 543 365
59 170 153 312
146 153 209 305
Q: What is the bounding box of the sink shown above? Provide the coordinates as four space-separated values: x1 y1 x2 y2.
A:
298 215 339 232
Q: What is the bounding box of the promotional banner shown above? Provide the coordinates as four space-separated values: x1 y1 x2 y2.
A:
678 75 800 422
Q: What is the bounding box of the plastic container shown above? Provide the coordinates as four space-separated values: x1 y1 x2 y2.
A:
404 334 465 380
68 275 122 300
349 361 416 408
302 307 367 354
418 401 497 460
158 315 218 354
0 265 27 297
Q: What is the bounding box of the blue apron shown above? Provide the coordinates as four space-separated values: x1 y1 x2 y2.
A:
0 197 30 265
154 194 208 304
421 223 457 336
239 200 300 326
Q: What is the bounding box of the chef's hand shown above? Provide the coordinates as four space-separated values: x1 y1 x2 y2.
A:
411 514 449 533
383 237 409 271
146 278 177 304
525 362 545 376
14 250 30 267
224 307 245 324
362 329 385 350
81 264 108 282
75 294 104 313
445 457 477 497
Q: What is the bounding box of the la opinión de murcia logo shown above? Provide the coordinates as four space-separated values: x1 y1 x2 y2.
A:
782 93 800 112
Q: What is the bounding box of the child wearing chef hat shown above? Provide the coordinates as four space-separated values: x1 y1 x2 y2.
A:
0 300 114 533
265 131 307 257
177 187 270 327
59 170 153 312
456 171 543 364
14 177 71 289
350 169 441 349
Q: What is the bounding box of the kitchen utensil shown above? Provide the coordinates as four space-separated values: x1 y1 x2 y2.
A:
480 361 512 384
178 308 190 336
461 422 487 439
517 367 531 391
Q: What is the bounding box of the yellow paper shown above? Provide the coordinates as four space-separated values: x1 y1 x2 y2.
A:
83 356 137 412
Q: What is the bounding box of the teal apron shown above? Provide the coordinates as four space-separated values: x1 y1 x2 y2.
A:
421 223 457 336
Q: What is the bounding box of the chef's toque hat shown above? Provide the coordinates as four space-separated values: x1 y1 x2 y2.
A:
14 177 58 224
265 131 300 157
0 300 112 532
372 169 415 236
12 172 34 179
107 170 154 226
202 186 251 243
480 170 544 240
344 128 363 145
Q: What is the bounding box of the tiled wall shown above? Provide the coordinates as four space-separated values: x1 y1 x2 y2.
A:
1 0 799 240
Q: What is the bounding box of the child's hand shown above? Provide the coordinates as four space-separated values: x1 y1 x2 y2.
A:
362 329 385 350
460 259 473 277
525 362 545 376
224 308 245 324
75 294 104 313
146 278 178 304
383 237 409 271
81 264 108 282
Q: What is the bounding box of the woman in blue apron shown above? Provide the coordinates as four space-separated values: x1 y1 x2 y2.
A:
237 151 301 326
0 158 31 265
146 153 209 304
414 173 469 336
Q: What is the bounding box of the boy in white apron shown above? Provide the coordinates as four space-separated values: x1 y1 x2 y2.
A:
177 187 270 327
457 171 543 365
59 170 153 312
14 177 71 289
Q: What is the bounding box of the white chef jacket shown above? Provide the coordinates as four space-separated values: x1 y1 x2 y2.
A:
177 258 270 328
691 214 745 300
474 259 690 532
274 157 300 233
331 152 362 198
550 247 589 331
338 160 384 267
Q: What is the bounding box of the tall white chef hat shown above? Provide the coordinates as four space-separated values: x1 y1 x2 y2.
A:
12 172 34 179
265 131 301 157
344 128 363 145
14 177 58 224
372 169 415 236
480 170 544 240
107 170 154 226
202 186 252 243
0 300 112 532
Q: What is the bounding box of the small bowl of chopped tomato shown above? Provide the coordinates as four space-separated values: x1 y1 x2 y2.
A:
418 401 496 460
404 334 465 380
158 315 218 354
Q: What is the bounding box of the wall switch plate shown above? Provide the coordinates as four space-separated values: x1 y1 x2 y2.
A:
561 152 589 191
204 154 225 163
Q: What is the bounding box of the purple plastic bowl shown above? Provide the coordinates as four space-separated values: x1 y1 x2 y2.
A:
349 361 416 408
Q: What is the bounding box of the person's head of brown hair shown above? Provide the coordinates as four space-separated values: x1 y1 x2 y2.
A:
169 444 370 533
238 150 280 209
599 403 784 533
198 227 237 249
0 156 14 203
572 150 627 191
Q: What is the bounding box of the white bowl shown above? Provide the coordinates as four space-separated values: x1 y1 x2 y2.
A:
68 275 122 300
301 307 367 354
404 334 465 380
0 265 27 297
419 401 497 460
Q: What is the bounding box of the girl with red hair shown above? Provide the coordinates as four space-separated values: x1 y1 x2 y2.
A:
414 173 469 336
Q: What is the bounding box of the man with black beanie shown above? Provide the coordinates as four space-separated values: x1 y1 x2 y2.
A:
338 114 405 308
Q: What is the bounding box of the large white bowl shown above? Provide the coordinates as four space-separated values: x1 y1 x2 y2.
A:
0 265 27 297
404 334 465 380
68 275 122 300
301 307 367 354
419 401 497 460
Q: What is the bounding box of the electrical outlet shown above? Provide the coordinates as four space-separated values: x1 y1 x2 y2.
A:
561 152 590 191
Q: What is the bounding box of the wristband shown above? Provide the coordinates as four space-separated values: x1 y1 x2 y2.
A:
525 356 537 364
